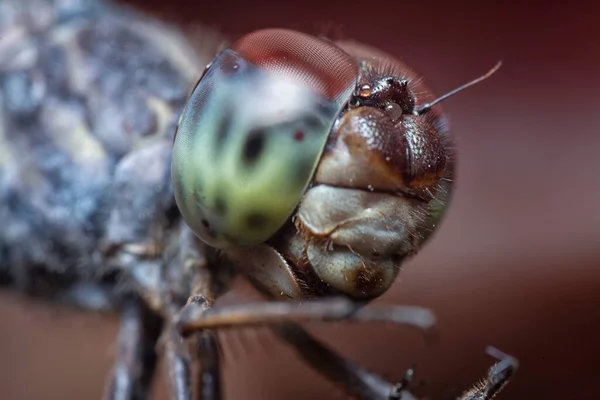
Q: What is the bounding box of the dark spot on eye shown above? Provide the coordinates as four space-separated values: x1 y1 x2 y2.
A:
304 115 322 130
214 194 227 216
201 219 210 228
293 130 305 141
215 113 232 152
245 212 268 230
315 101 337 118
242 129 266 165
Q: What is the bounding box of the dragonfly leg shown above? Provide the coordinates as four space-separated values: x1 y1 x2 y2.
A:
175 295 429 400
175 296 516 400
196 327 222 400
458 347 518 400
162 321 194 400
159 235 225 400
102 298 163 400
174 294 432 400
162 296 223 400
388 365 416 400
276 325 518 400
176 296 436 340
274 322 420 400
155 298 221 400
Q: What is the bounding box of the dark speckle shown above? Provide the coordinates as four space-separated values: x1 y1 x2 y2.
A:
214 194 227 216
245 212 268 230
304 115 322 130
215 113 232 152
242 129 266 165
201 219 210 228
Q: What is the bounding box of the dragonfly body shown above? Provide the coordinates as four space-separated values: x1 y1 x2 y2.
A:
0 1 516 399
0 0 212 312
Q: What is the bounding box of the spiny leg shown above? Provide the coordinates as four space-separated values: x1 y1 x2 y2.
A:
389 347 518 400
162 320 194 400
176 297 517 400
161 298 223 400
169 233 512 400
187 248 225 400
196 328 222 400
389 366 416 400
273 322 419 400
103 298 163 400
160 296 222 400
107 241 197 400
161 318 222 400
160 234 226 400
174 297 432 400
458 347 518 400
276 329 518 400
164 296 222 400
176 297 436 339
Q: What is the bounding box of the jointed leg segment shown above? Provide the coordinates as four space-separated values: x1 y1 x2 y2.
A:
103 241 516 400
176 297 436 338
458 347 518 400
174 295 517 400
103 299 163 400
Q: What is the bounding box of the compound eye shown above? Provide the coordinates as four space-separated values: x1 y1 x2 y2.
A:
172 29 359 249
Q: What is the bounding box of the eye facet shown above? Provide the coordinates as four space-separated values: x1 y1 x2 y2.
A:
172 29 358 249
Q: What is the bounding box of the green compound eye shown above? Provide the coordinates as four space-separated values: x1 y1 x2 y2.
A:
172 29 358 249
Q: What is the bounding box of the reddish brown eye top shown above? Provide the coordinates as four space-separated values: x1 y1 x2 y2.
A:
231 29 358 102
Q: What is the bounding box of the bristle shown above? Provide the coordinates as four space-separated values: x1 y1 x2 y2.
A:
457 379 488 400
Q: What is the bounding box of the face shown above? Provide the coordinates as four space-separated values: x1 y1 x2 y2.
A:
172 29 455 300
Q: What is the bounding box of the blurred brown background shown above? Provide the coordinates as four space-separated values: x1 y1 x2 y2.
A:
1 0 598 399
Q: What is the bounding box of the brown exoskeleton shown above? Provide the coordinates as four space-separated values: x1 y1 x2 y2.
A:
0 1 516 399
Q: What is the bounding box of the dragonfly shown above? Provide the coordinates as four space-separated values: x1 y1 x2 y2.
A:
0 0 517 399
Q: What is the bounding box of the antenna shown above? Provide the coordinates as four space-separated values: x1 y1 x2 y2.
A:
415 61 503 115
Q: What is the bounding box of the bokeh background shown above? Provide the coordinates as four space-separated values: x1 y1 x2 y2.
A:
1 0 598 399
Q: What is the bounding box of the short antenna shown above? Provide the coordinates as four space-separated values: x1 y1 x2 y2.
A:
415 61 502 115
